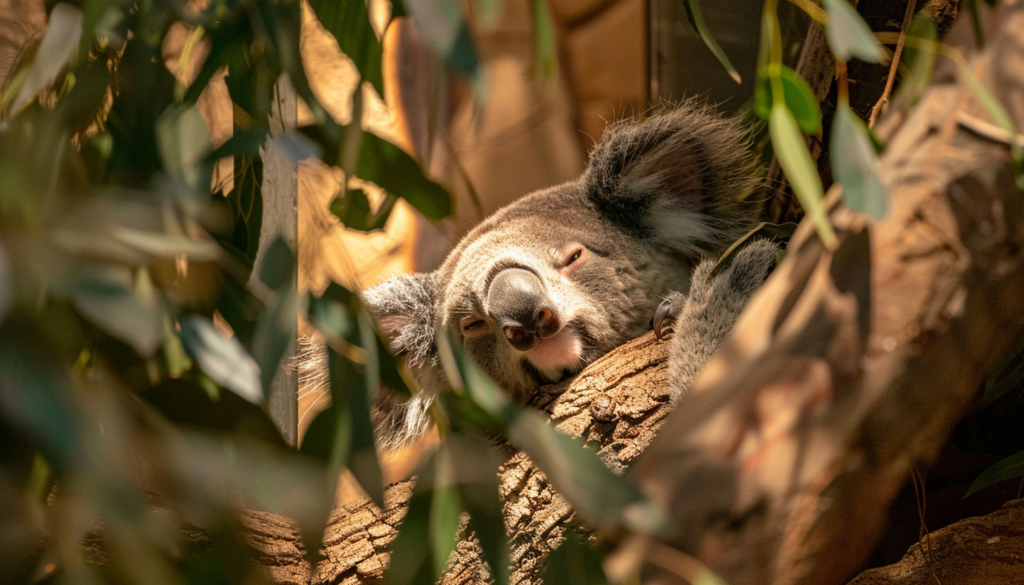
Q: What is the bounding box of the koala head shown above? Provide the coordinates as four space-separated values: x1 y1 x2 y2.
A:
362 106 760 448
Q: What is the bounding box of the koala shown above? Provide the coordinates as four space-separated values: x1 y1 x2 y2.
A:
342 105 777 449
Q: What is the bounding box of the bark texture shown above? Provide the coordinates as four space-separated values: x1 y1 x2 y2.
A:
239 3 1024 584
632 1 1024 583
847 499 1024 585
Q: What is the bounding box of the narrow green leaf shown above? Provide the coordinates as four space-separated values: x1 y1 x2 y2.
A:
306 0 385 96
429 448 462 577
754 66 821 134
831 103 890 220
403 0 479 78
10 3 83 114
180 316 263 404
357 132 452 219
543 531 608 585
965 449 1024 497
769 104 838 249
956 60 1024 185
683 0 741 84
529 0 557 80
822 0 885 63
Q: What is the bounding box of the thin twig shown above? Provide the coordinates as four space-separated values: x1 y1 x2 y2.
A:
869 0 918 128
956 110 1024 146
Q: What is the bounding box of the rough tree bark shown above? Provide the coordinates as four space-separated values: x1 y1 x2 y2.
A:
238 2 1024 584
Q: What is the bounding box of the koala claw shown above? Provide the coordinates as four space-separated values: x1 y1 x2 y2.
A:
653 299 673 341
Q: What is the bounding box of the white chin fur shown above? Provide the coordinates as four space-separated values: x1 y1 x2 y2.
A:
524 328 582 380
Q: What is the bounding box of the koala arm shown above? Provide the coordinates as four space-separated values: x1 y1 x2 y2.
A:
664 239 778 400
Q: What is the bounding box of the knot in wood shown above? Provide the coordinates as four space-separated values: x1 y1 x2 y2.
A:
590 393 617 422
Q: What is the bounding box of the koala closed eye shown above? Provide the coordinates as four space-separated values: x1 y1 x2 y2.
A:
354 104 772 449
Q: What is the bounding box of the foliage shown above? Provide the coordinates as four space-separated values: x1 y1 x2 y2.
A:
2 0 1022 583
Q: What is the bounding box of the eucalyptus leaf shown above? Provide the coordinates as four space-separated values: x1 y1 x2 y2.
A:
683 0 741 84
180 316 263 404
156 104 212 189
754 66 821 134
529 0 557 80
965 448 1024 497
543 531 609 585
10 3 83 114
822 0 885 63
306 0 385 96
769 104 838 249
831 103 889 220
403 0 479 78
69 265 166 357
357 132 452 220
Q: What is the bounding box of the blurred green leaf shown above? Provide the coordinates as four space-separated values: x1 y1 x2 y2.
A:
157 105 212 189
330 189 397 232
0 328 79 469
429 449 462 577
208 129 270 160
180 316 263 403
683 0 741 84
0 242 10 323
403 0 479 78
529 0 557 80
437 334 670 536
822 0 884 63
769 104 838 249
966 449 1024 497
69 264 166 357
252 283 296 401
831 103 889 220
357 132 452 220
307 0 385 96
9 3 83 114
542 531 608 585
754 66 820 134
890 17 937 116
956 59 1024 186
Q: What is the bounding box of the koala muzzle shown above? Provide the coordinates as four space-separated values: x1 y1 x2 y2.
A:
487 268 561 352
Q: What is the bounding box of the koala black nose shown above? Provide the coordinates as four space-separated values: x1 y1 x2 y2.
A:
487 268 561 351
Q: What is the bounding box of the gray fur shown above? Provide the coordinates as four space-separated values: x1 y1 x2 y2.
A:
357 105 772 448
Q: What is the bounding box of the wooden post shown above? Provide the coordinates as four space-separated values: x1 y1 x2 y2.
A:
252 75 298 446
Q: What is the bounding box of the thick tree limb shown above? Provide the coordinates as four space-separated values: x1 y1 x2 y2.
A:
237 4 1024 584
631 1 1024 584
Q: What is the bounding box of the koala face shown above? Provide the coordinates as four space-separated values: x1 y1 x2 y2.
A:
435 182 693 401
362 105 761 448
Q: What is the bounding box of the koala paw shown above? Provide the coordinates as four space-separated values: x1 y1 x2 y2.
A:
663 238 778 399
653 291 686 340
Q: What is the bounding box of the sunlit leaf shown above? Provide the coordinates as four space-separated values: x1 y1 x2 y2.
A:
683 0 741 84
822 0 884 63
754 66 821 134
69 265 166 356
966 448 1024 497
180 316 262 403
357 132 452 220
831 103 889 220
543 531 608 585
769 104 838 249
403 0 479 78
307 0 385 96
10 3 83 114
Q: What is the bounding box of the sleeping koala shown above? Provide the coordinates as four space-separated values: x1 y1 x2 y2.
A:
357 105 777 449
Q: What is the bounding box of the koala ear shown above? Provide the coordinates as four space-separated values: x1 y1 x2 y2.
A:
361 272 439 368
583 106 760 257
362 271 447 449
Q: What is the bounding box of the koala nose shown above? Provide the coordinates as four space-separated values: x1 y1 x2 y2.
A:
487 268 561 351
